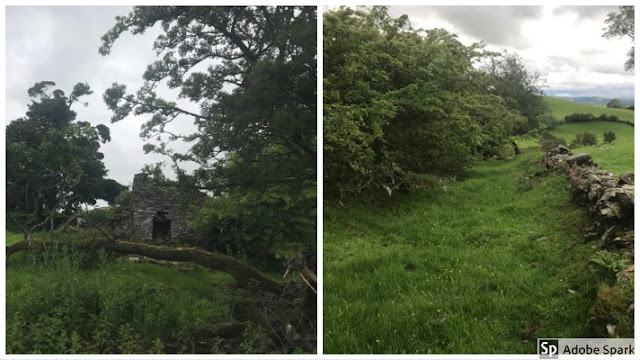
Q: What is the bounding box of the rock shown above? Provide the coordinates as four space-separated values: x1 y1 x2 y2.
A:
611 231 634 250
553 145 572 155
596 187 634 220
616 265 634 285
606 324 617 336
565 153 592 166
619 172 634 186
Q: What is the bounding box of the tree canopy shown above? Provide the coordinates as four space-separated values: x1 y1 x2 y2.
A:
6 81 125 231
323 7 544 196
100 6 317 257
603 6 634 71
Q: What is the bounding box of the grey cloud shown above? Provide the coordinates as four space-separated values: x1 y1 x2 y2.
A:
553 6 618 19
6 6 200 186
590 63 630 76
390 6 543 49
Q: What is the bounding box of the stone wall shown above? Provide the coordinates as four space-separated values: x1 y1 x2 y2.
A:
544 145 634 246
111 173 206 246
544 145 634 337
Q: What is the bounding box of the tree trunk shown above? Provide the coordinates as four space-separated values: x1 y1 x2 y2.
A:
7 239 284 293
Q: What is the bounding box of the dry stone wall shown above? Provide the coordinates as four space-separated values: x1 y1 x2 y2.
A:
544 145 634 337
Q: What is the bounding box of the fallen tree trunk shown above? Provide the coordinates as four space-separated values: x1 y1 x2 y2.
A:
7 239 284 293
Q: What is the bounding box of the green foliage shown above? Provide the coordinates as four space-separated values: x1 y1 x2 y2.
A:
482 52 550 134
100 6 317 253
323 7 529 195
540 113 561 130
324 155 598 353
190 185 315 262
114 189 131 207
563 112 631 127
588 250 630 284
6 81 126 230
602 6 634 71
606 99 622 108
570 132 597 148
603 130 616 143
539 132 567 152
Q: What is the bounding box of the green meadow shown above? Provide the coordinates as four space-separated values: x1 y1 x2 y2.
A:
550 121 633 175
324 155 598 353
544 97 635 123
324 97 633 353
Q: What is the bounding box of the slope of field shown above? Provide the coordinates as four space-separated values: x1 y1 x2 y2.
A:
550 121 633 175
324 155 598 354
544 97 635 123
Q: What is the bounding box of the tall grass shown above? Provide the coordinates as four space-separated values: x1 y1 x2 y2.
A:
324 155 601 354
6 238 255 354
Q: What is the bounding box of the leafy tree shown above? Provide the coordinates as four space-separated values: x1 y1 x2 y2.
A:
539 132 567 152
481 51 550 134
603 6 634 71
100 6 316 256
606 98 622 108
324 7 527 195
6 81 125 233
603 130 616 143
570 131 598 148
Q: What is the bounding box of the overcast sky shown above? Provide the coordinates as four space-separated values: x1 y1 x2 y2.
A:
6 5 200 190
388 5 635 98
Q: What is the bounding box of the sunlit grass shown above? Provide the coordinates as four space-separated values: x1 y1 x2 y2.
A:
544 97 634 123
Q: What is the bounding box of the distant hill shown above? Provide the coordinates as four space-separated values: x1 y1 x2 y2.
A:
549 96 634 108
544 96 634 123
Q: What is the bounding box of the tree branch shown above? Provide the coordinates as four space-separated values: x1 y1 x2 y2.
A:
7 238 285 293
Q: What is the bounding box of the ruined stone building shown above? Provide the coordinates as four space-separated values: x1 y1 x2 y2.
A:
111 173 206 245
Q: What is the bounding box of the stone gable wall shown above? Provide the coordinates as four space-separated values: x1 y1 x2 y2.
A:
111 173 206 246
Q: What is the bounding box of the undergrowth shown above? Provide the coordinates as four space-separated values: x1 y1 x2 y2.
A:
6 235 314 354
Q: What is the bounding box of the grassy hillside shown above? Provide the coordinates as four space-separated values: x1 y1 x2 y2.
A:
544 97 635 123
515 98 634 175
550 122 633 175
324 154 600 354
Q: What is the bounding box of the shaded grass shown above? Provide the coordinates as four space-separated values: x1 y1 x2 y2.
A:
324 155 600 354
544 97 635 123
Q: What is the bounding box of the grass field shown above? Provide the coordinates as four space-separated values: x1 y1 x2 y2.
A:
550 121 633 175
544 97 635 123
6 230 300 354
515 97 634 175
324 154 601 354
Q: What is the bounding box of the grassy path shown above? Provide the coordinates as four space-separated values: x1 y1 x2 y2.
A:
324 154 599 354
